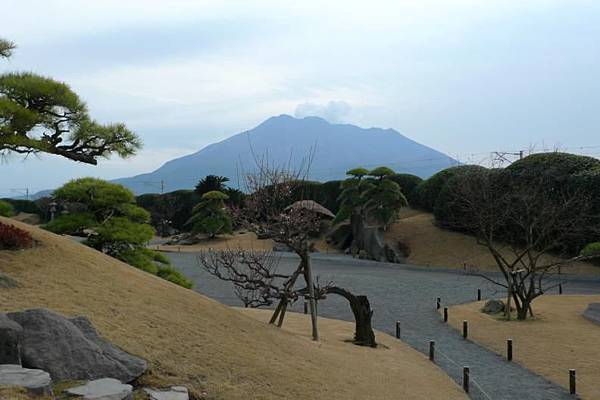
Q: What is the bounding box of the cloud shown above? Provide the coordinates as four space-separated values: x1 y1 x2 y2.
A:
294 101 352 123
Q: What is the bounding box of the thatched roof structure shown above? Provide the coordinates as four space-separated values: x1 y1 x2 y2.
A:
285 200 335 219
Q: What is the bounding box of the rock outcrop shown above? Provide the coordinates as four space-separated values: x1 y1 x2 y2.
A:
481 299 506 314
0 313 22 364
65 378 133 400
5 309 147 382
0 364 52 396
144 386 189 400
583 303 600 325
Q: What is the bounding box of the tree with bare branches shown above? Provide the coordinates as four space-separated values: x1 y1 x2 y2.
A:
442 168 600 320
198 155 377 346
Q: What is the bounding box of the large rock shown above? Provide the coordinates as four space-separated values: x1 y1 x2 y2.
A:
65 378 132 400
6 309 147 382
0 364 52 396
481 299 506 314
144 386 189 400
583 303 600 325
0 314 22 364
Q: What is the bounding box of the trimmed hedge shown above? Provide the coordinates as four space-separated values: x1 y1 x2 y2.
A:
388 174 423 207
413 165 486 211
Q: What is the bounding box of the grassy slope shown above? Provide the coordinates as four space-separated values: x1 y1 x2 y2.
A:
449 296 600 400
0 218 466 400
386 211 599 275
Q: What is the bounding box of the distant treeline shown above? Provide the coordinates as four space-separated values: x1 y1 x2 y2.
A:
135 173 424 233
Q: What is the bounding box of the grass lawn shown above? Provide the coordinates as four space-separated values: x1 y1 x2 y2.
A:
0 217 466 400
448 295 600 399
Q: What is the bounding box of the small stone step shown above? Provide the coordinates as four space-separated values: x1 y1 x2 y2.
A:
65 378 132 400
0 364 52 396
144 386 189 400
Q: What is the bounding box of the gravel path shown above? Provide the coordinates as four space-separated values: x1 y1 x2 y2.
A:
166 251 600 400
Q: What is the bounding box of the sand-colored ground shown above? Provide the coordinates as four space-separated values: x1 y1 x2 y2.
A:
0 218 466 400
386 211 600 275
448 295 600 399
155 231 340 254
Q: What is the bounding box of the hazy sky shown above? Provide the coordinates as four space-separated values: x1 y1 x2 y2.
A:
2 0 600 196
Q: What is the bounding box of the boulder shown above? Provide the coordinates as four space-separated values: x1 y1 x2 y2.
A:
0 314 22 364
0 364 52 396
583 303 600 325
6 309 147 382
144 386 189 400
481 299 505 314
65 378 132 400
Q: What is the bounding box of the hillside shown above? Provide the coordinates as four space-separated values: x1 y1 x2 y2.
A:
113 115 457 194
387 211 600 275
0 218 466 400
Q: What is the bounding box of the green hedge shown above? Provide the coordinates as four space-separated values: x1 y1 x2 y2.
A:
413 165 486 211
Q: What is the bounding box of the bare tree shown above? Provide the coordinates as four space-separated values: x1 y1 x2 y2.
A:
444 169 600 320
197 249 377 346
198 153 377 345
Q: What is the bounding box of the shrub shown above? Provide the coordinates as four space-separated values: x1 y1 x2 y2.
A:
0 200 14 217
0 222 33 250
1 199 43 219
44 213 96 235
187 191 233 238
157 265 193 289
414 165 486 211
388 174 423 207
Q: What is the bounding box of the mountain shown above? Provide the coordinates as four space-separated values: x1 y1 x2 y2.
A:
114 115 457 194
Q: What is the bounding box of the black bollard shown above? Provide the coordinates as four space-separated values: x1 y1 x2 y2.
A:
436 297 441 310
477 288 481 301
443 307 448 323
462 320 468 339
569 369 576 395
429 340 435 362
395 321 401 339
507 339 513 361
463 366 470 393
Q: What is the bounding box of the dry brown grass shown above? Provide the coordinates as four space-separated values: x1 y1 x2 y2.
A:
155 231 339 254
0 217 465 400
448 295 600 399
386 210 600 275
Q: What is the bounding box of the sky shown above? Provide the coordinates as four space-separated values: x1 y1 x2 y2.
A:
1 0 600 196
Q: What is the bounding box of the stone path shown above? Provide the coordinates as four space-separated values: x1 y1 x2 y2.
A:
167 252 600 400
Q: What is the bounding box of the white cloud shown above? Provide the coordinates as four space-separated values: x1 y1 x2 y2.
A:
294 101 352 123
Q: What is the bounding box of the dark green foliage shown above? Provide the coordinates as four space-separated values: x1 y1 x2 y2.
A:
195 175 229 195
1 199 43 220
0 72 140 164
223 187 246 208
434 153 600 256
187 191 233 238
137 190 200 233
318 180 343 214
506 152 600 178
0 200 14 217
156 265 193 289
388 174 423 206
46 178 191 288
45 213 96 235
334 167 407 227
369 166 395 178
414 165 486 211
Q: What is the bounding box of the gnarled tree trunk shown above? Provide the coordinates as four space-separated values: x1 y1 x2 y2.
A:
325 286 376 347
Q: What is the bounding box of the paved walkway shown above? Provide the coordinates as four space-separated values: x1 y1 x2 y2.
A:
167 252 600 400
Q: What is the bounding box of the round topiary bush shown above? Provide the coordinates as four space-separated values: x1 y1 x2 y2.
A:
388 174 423 207
413 165 486 211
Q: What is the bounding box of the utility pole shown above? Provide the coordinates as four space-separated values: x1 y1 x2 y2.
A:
143 180 165 194
10 188 29 200
491 150 525 167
